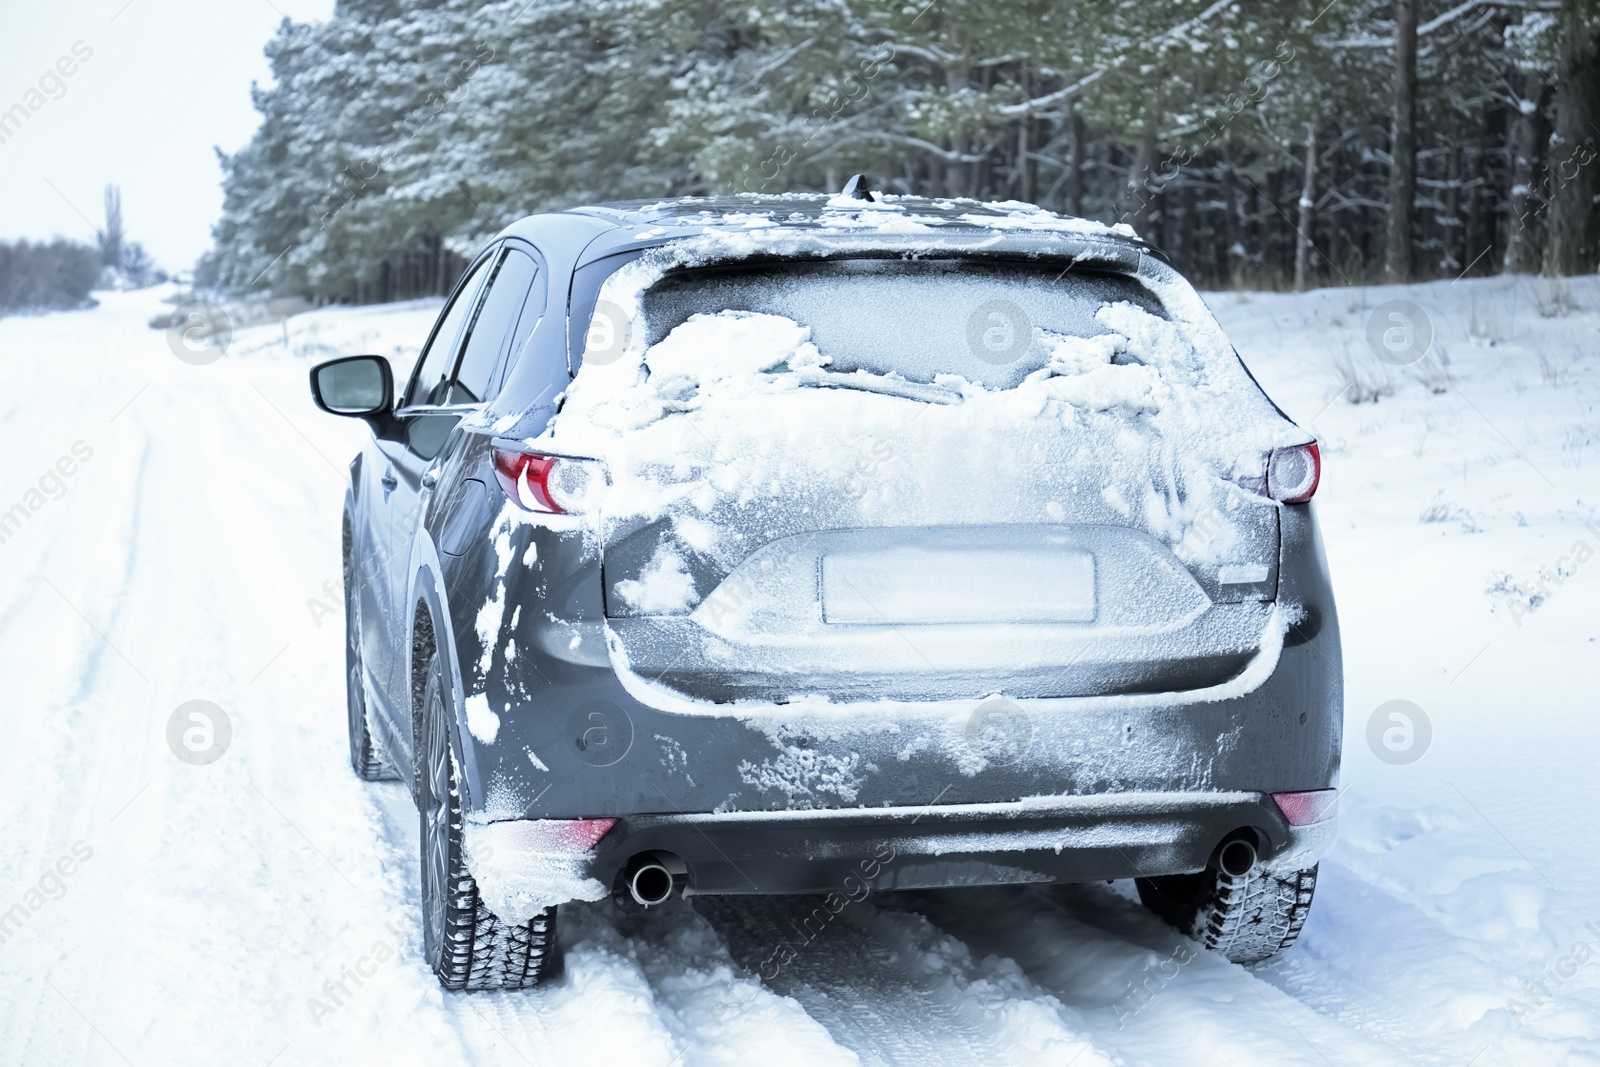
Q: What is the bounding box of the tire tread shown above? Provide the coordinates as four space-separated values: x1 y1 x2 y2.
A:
422 658 558 991
1137 863 1318 965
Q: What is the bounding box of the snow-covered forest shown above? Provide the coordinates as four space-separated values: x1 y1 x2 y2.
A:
0 239 100 314
211 0 1600 303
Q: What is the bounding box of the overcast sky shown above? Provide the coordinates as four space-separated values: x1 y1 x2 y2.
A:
0 0 334 272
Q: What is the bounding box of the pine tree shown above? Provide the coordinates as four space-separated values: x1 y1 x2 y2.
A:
210 0 1600 301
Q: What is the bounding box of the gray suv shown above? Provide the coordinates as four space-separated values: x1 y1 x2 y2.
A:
310 189 1341 991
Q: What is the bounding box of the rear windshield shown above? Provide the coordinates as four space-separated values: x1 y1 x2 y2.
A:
639 257 1167 389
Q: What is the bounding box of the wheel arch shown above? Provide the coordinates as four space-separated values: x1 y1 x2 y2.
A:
407 537 487 813
341 492 358 579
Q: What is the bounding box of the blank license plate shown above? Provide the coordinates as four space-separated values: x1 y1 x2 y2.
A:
821 547 1095 624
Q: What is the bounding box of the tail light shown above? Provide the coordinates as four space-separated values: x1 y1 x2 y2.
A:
474 817 618 858
1267 442 1320 504
491 447 603 514
1272 789 1337 826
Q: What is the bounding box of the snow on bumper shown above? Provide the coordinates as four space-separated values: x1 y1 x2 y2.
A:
463 818 617 924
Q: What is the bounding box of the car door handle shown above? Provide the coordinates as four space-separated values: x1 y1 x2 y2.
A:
381 468 398 497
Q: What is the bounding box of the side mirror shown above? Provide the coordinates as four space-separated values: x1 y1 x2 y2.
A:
310 356 394 430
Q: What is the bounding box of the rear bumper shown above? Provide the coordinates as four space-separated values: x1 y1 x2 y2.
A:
438 501 1341 824
583 790 1335 896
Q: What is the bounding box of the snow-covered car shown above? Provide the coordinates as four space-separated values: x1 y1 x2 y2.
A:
309 186 1342 991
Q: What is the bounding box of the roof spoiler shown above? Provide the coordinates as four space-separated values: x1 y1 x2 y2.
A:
840 174 877 202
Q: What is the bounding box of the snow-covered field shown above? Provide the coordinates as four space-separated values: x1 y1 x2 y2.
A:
1 274 1596 1066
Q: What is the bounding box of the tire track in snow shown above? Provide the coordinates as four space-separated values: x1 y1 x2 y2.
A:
695 894 1116 1066
911 883 1421 1067
1260 859 1589 1065
363 787 858 1067
0 299 466 1066
110 365 475 1066
0 412 156 1067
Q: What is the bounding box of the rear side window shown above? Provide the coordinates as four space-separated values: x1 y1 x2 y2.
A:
406 254 492 408
640 258 1166 389
570 251 644 373
498 262 559 405
450 248 538 404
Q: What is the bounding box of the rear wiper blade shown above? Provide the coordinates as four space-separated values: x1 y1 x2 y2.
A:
787 368 962 405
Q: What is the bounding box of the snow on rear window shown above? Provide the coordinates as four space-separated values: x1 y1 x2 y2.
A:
522 230 1304 710
640 259 1166 389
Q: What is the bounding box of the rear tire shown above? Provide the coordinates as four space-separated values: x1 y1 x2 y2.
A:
1136 863 1318 965
344 554 397 781
417 652 560 990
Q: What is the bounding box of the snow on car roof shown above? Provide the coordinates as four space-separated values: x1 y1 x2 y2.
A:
566 193 1147 245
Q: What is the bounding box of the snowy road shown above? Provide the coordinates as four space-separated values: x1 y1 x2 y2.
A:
1 279 1597 1065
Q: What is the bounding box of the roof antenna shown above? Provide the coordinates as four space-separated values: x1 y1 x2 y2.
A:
840 173 876 202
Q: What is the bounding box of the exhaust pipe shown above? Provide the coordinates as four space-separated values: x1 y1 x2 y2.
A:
624 852 686 907
629 863 674 907
1214 837 1258 878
